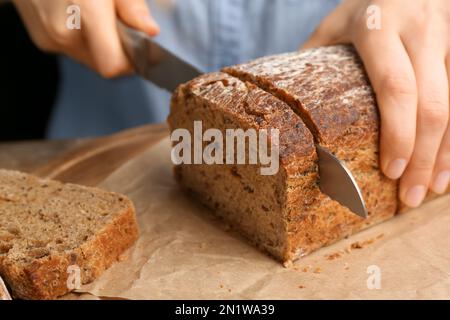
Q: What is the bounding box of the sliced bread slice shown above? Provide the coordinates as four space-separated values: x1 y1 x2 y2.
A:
0 169 138 299
169 73 319 261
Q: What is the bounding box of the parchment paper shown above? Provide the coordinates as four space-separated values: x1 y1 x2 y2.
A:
78 137 450 299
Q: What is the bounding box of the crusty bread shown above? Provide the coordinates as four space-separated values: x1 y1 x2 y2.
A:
169 45 398 262
169 73 317 260
0 169 138 299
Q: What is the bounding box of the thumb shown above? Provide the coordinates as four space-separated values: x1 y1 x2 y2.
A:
116 0 160 36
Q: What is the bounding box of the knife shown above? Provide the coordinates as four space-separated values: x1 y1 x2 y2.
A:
117 21 200 91
117 21 368 218
0 276 12 300
316 146 367 218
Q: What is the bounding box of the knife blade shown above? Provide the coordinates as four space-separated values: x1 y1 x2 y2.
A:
317 145 368 218
117 21 201 91
0 275 12 300
117 21 368 219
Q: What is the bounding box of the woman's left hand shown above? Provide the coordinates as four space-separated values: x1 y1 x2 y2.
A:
303 0 450 208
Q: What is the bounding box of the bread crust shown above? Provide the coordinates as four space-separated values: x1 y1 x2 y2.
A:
171 72 317 170
0 171 139 300
224 45 378 145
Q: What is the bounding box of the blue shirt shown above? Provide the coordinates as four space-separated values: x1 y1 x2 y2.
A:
48 0 340 138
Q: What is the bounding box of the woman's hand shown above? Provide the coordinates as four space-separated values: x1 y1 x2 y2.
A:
13 0 160 78
303 0 450 208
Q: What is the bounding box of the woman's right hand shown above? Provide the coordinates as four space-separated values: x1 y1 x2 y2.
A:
13 0 160 78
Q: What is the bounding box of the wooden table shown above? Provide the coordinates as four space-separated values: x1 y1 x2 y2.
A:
0 123 169 184
0 123 169 300
2 123 450 300
0 139 84 172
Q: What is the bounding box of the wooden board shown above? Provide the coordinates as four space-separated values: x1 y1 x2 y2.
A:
0 123 169 300
0 124 450 299
32 123 169 184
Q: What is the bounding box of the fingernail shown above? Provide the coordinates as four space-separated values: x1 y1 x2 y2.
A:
432 171 450 194
385 158 407 179
404 185 427 208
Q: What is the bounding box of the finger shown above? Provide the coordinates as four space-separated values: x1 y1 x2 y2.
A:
12 0 59 52
431 127 450 194
354 32 417 181
399 47 449 207
301 3 352 49
82 0 132 78
116 0 160 36
430 56 450 194
60 38 99 71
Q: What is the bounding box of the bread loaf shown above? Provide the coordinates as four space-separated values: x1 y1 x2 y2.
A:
0 169 138 299
169 45 398 262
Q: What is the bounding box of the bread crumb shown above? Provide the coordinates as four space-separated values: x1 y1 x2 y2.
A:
298 285 305 289
313 267 321 274
324 234 385 262
348 234 384 251
325 251 343 260
350 242 363 249
117 252 129 262
302 266 310 273
343 263 349 270
350 238 374 249
283 260 293 268
219 284 224 289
